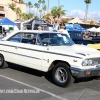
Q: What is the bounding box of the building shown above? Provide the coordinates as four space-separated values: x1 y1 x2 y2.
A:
0 0 26 21
68 17 84 24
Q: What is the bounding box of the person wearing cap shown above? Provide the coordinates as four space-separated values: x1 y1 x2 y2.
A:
37 26 42 30
58 23 70 37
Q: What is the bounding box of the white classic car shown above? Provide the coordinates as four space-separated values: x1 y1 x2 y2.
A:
0 30 100 87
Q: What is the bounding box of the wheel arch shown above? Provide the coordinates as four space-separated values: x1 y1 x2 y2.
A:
0 53 4 59
48 60 71 71
0 53 8 68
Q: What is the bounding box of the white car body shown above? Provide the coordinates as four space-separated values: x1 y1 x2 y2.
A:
0 30 100 87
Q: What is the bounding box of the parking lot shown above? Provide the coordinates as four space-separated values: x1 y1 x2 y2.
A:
0 63 100 100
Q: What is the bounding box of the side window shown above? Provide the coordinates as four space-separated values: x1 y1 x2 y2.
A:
7 33 22 42
39 33 50 46
21 33 40 45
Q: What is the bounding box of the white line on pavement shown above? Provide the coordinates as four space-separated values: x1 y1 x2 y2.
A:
0 74 68 100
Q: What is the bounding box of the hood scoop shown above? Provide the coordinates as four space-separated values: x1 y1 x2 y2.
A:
76 53 89 56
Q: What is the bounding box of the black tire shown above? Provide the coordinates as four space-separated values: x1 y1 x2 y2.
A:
0 54 5 68
52 62 74 87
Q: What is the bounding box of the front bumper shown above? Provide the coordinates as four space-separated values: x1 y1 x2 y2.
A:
70 67 100 78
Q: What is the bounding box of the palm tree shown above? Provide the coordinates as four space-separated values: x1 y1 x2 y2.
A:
38 0 45 6
51 6 66 24
42 5 47 16
21 13 27 21
19 0 24 3
27 1 33 13
8 2 16 11
51 6 66 18
43 12 52 20
33 16 39 20
15 7 22 20
34 3 40 16
19 0 24 15
84 0 91 22
27 13 34 20
38 0 45 11
39 10 42 19
8 3 17 19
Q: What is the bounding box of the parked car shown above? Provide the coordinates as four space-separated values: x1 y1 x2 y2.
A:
0 30 100 87
66 23 100 50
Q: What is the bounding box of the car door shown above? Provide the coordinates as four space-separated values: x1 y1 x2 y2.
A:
15 32 43 70
0 32 22 63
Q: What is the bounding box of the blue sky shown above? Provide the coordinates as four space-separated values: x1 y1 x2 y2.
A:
24 0 100 21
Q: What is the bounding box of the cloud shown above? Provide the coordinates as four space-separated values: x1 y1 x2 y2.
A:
68 10 100 21
26 7 47 17
26 8 100 21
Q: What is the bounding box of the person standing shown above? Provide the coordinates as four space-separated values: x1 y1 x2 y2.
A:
37 26 42 30
58 23 70 37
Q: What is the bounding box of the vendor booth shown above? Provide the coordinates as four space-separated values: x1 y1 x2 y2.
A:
0 17 19 33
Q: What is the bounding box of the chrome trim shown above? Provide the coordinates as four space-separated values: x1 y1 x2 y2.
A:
76 53 86 56
0 50 41 60
0 44 82 59
70 66 100 71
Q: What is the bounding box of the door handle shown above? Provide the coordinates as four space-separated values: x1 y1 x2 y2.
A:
15 46 19 49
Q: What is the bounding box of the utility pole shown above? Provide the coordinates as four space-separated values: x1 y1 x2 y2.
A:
58 0 60 8
48 0 49 13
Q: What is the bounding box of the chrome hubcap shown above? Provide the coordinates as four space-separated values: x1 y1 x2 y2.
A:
55 67 68 83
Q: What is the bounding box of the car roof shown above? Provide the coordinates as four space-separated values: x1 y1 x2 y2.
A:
2 30 63 40
13 30 61 34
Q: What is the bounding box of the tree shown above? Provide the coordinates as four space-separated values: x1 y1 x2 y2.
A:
90 20 94 25
19 0 24 3
8 2 18 20
38 0 45 17
34 3 40 16
39 10 42 19
15 7 22 20
27 1 33 13
34 3 40 9
38 0 45 7
43 13 52 20
27 13 34 20
62 19 69 23
21 13 27 21
51 6 66 18
42 5 47 16
33 16 39 20
8 2 16 12
84 0 91 22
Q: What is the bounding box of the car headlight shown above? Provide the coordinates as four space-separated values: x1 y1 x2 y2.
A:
82 59 94 66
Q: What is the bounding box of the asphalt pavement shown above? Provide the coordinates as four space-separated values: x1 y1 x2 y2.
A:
0 63 100 100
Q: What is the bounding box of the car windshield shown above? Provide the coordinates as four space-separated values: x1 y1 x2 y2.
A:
39 33 75 46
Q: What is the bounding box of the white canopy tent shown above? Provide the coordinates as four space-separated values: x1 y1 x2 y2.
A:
87 27 98 32
96 27 100 32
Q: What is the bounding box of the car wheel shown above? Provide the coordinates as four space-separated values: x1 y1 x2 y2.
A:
0 54 5 68
52 62 74 87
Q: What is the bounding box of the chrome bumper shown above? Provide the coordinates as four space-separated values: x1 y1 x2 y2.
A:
70 67 100 78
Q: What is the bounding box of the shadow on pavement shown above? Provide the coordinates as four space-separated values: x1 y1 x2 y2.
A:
7 62 55 84
7 62 99 85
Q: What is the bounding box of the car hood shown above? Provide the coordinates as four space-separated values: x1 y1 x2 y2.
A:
48 44 100 58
